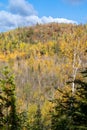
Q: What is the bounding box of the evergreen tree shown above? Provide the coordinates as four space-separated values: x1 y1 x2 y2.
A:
32 104 43 130
51 68 87 130
0 66 18 130
0 91 4 128
72 68 87 129
51 88 76 130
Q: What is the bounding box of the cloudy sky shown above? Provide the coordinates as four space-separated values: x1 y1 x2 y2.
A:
0 0 87 32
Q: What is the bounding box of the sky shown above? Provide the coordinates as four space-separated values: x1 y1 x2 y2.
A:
0 0 87 32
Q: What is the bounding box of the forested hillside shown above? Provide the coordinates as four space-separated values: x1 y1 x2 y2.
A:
0 23 87 130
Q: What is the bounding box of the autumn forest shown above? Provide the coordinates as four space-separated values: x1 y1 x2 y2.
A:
0 23 87 130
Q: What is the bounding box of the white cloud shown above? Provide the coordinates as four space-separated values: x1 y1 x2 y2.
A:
0 0 77 32
8 0 37 16
41 16 76 24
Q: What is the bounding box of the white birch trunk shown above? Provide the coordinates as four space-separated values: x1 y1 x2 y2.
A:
72 51 81 93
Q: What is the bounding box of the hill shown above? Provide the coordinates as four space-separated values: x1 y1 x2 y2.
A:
0 23 77 44
0 23 87 129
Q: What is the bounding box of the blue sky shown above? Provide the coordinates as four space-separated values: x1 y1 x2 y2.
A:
0 0 87 32
29 0 87 23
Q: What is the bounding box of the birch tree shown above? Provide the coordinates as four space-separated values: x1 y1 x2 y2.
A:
60 27 87 93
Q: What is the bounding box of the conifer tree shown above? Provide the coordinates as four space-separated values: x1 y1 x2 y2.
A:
72 68 87 129
51 68 87 130
0 66 18 130
51 87 76 130
33 104 43 130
